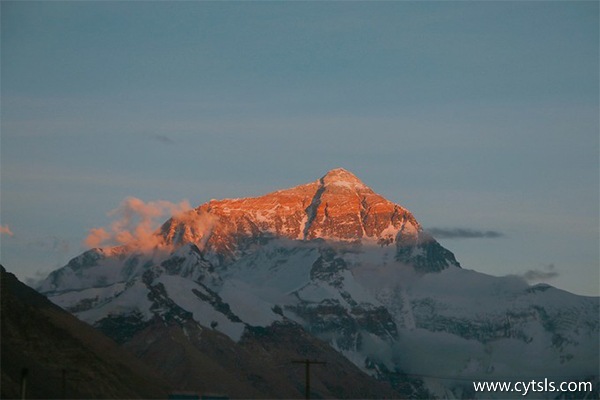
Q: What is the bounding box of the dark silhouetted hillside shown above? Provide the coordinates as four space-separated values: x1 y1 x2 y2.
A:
1 265 170 399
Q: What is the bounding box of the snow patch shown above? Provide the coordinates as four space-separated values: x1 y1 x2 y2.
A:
157 274 246 341
76 279 154 324
220 279 282 327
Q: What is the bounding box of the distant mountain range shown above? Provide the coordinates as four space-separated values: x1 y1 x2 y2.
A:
33 169 599 398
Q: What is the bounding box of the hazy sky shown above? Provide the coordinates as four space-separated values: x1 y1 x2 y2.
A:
1 1 598 296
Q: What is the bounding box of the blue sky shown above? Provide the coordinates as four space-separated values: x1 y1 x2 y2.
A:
1 1 598 296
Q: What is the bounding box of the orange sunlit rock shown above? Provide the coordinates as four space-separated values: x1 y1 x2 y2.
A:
161 168 422 260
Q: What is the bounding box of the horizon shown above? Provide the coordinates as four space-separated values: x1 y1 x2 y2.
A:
1 2 598 296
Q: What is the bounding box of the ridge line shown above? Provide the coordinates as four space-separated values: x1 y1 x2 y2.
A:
302 178 326 240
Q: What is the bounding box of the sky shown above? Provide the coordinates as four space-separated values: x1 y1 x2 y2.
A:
1 1 598 296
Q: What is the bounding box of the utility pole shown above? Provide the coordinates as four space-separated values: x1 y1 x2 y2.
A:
62 369 66 399
291 359 326 400
20 368 28 400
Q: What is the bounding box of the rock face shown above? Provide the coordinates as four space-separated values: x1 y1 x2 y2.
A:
159 168 458 271
37 169 598 399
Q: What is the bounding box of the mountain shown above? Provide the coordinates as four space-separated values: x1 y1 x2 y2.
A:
158 167 460 272
37 168 599 398
0 265 170 399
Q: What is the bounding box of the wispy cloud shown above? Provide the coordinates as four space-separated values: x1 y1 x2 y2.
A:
150 134 175 145
521 264 559 283
25 269 54 288
28 236 69 255
0 224 14 236
427 227 504 239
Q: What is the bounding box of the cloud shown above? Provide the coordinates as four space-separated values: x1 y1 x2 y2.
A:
84 197 193 251
427 227 504 239
0 224 14 236
85 227 111 248
166 209 218 248
150 134 175 145
25 269 54 288
521 264 559 282
28 236 70 254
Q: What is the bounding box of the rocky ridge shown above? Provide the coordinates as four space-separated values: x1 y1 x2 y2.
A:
158 168 459 271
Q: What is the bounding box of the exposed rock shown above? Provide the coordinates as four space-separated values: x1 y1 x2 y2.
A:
160 168 458 271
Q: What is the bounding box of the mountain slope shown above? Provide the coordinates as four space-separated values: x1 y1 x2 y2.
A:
0 265 170 399
158 168 460 271
36 169 599 398
121 318 401 398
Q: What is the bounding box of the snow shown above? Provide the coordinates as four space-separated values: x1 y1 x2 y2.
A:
327 180 367 190
341 269 380 305
378 222 399 238
344 243 399 269
295 282 338 303
223 239 319 300
39 228 599 397
75 279 154 323
50 281 127 310
376 286 416 330
157 274 246 341
38 247 174 293
219 279 282 327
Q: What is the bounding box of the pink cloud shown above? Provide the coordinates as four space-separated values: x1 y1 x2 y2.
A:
84 227 111 248
0 224 14 237
84 197 194 251
166 209 218 248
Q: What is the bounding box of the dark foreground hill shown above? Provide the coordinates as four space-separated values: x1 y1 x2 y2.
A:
0 265 171 399
2 265 402 399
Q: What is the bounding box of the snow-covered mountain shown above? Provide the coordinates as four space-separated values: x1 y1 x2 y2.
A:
38 169 598 398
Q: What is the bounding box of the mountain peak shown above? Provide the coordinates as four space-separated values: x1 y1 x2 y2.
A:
156 169 463 271
320 168 368 190
159 168 429 255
